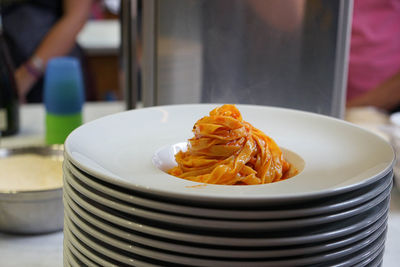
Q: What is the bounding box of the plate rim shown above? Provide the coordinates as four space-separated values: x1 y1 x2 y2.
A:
65 104 395 203
65 159 393 219
63 181 390 247
64 167 392 231
64 197 388 259
64 206 388 266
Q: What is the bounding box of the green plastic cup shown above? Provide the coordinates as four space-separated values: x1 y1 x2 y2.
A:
45 113 82 145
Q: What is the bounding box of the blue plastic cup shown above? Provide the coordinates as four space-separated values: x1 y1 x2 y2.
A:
43 57 85 144
44 57 84 114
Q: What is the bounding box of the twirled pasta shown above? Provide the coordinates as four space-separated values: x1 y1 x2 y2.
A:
168 105 295 185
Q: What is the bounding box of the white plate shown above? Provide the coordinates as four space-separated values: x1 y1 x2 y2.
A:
63 248 71 267
65 159 393 219
63 185 389 247
357 246 384 267
63 246 84 267
333 231 386 267
64 225 156 267
65 104 394 204
64 169 392 231
64 226 101 267
64 199 388 259
64 212 387 267
66 234 120 267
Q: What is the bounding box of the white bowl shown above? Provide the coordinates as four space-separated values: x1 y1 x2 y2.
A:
65 104 394 204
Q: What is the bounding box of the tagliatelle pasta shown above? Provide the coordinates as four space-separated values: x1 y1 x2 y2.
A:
168 104 296 185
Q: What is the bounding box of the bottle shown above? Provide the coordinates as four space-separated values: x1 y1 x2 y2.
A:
0 13 19 136
44 57 84 144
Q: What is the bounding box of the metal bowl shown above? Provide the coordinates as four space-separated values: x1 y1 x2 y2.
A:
0 145 64 234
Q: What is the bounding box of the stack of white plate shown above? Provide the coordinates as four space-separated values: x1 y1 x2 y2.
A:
62 104 394 267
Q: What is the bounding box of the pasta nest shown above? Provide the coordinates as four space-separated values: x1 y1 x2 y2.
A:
168 104 294 185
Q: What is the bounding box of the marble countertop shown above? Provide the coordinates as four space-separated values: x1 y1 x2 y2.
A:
0 103 400 266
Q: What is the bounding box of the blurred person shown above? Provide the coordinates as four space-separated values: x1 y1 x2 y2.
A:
1 0 94 103
346 0 400 112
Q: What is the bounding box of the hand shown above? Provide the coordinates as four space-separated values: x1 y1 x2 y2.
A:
14 65 38 103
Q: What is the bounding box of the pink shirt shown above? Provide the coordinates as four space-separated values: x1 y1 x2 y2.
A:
347 0 400 100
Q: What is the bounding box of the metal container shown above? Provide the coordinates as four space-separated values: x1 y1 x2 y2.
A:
0 145 64 234
121 0 353 118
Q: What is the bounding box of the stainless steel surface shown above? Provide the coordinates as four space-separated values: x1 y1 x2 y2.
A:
122 0 353 118
332 1 353 118
142 0 157 108
0 146 64 234
120 0 138 109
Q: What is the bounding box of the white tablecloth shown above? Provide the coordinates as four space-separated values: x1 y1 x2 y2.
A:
1 103 399 266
